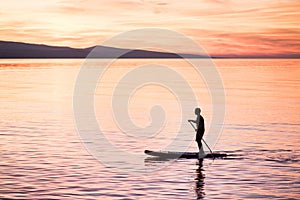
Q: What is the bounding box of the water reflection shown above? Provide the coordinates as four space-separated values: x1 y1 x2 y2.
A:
195 159 205 199
144 157 206 199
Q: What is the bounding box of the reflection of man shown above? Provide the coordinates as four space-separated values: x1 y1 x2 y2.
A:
188 107 205 158
195 160 205 199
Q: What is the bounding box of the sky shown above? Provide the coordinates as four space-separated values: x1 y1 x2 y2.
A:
0 0 300 57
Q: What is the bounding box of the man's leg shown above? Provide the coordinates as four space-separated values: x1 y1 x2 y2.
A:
198 141 205 159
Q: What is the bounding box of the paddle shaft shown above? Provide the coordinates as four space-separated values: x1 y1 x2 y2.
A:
188 121 214 155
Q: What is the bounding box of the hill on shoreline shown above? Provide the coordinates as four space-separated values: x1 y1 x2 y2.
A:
0 41 205 59
0 40 299 59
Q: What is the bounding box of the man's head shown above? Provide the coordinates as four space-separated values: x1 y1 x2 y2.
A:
195 107 201 115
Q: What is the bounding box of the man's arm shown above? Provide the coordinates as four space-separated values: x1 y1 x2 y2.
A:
188 119 198 131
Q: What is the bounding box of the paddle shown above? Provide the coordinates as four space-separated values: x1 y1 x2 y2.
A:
188 121 214 156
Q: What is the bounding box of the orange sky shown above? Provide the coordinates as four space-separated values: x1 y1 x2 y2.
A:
0 0 300 56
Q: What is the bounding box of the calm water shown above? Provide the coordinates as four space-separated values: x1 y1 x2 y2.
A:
0 59 299 199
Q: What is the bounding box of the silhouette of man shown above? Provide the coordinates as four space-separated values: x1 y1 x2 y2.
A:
188 107 205 158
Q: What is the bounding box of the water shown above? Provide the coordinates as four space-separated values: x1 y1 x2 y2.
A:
0 59 299 199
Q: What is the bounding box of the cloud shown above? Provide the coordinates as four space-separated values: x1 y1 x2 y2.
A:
0 0 299 56
179 26 300 56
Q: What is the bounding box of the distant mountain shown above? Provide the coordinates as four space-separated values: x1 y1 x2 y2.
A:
0 41 205 58
1 41 299 58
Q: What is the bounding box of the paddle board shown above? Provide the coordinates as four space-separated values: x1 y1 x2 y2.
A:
144 150 227 159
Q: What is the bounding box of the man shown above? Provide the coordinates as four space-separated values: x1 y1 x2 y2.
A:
188 107 205 158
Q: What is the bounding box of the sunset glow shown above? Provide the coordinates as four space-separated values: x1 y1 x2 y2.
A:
0 0 299 56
